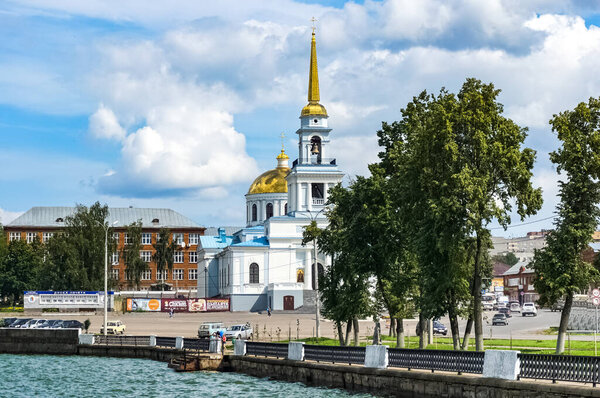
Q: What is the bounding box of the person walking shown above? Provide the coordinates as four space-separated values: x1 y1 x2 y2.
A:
169 308 174 318
267 306 271 317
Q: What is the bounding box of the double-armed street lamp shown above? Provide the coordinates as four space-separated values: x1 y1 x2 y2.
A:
102 220 119 337
304 207 327 339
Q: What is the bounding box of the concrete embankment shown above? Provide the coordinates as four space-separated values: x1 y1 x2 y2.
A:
222 355 600 398
0 328 79 355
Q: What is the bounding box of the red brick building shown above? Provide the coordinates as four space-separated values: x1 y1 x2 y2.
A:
4 207 205 292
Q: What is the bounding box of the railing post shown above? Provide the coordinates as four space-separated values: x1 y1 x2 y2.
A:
176 336 184 350
365 345 388 369
78 334 95 345
209 337 221 353
234 339 247 356
288 342 304 361
149 335 156 347
482 350 520 380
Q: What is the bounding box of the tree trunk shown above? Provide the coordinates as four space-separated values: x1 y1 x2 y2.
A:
556 291 574 354
389 317 396 337
461 316 473 350
344 319 353 346
353 317 359 346
337 322 345 346
473 233 484 351
396 317 405 348
418 313 428 349
447 296 461 350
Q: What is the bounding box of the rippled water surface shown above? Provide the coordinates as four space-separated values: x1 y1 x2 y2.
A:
0 354 373 397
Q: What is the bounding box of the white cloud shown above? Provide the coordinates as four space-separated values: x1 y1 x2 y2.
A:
0 208 23 225
89 104 126 140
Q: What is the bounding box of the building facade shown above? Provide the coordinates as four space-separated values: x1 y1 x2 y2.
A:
5 207 205 291
198 30 344 312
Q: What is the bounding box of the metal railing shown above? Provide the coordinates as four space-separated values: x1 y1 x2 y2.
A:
95 335 151 346
388 348 484 374
246 342 288 358
519 353 600 386
155 336 177 348
292 158 337 167
304 344 365 365
183 338 210 351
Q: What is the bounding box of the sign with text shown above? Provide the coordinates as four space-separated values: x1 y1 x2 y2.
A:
124 297 228 312
126 298 161 312
206 298 230 312
187 299 206 312
161 299 189 312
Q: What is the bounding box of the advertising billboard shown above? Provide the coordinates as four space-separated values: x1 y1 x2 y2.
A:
24 291 114 310
187 299 206 312
206 298 230 312
161 298 189 312
126 298 161 312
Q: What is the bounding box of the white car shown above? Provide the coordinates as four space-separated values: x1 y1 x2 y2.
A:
224 324 253 340
483 302 494 311
522 302 537 316
510 302 521 313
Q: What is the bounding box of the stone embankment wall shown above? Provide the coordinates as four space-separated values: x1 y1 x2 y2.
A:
224 356 600 398
0 328 80 355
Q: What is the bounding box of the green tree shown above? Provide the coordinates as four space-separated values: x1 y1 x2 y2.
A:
532 97 600 354
152 228 176 290
492 252 519 266
122 221 149 290
1 239 44 305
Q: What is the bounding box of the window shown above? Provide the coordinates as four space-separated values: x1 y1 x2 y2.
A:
310 136 322 163
111 252 119 265
124 233 131 245
297 269 304 283
173 269 184 280
173 233 184 245
266 203 273 219
249 263 259 284
9 232 21 241
141 270 152 280
189 251 198 263
113 232 119 244
152 218 159 224
42 232 54 243
26 232 37 243
174 251 184 263
252 204 257 222
111 269 119 280
140 251 152 262
157 270 168 281
188 269 198 280
284 203 288 214
55 217 64 223
189 233 199 245
141 233 151 245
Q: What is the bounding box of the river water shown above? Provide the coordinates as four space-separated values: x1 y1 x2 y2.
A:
0 354 374 397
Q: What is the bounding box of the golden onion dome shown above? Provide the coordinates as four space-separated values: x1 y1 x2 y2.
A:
247 150 290 195
301 102 328 117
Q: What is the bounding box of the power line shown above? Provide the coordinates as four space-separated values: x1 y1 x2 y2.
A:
490 215 556 230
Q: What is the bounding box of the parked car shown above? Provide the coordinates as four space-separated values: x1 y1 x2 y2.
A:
483 302 494 311
9 318 32 328
492 313 508 326
198 322 227 338
39 320 63 329
498 307 512 318
551 300 564 312
100 320 126 335
61 320 84 329
26 319 47 329
522 302 538 317
432 321 448 336
510 302 521 313
1 317 17 327
224 324 253 340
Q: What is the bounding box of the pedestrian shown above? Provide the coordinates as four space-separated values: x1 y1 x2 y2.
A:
267 306 271 317
221 333 226 354
169 308 174 318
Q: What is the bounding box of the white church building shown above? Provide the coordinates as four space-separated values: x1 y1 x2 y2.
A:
197 30 344 311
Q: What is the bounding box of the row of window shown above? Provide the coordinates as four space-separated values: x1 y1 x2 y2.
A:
218 263 305 288
111 251 198 265
111 269 198 281
248 203 288 222
8 232 200 245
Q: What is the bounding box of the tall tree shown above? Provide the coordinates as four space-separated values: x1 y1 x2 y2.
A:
152 228 176 290
122 221 148 290
532 97 600 354
1 239 44 305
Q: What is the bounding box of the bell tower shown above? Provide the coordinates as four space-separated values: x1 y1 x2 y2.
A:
286 27 344 216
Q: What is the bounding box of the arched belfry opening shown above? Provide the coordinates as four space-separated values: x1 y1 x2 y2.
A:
310 136 322 164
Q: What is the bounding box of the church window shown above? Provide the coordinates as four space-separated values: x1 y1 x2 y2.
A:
266 203 273 219
312 183 325 205
252 204 257 221
310 136 322 163
296 269 304 283
249 263 259 284
284 203 288 214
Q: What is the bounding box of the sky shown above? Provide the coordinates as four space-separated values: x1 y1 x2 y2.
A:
1 0 600 237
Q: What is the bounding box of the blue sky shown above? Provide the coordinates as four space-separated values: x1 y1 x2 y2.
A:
1 0 600 237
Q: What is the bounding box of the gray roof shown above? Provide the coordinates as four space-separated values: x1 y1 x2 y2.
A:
8 207 203 229
503 260 533 276
204 226 243 236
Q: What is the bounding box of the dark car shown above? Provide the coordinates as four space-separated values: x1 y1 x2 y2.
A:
10 318 32 328
498 307 512 318
40 320 63 329
1 317 17 327
492 313 508 326
61 320 84 329
432 321 448 336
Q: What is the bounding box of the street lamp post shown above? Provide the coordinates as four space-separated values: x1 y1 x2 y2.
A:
305 207 326 339
103 220 118 337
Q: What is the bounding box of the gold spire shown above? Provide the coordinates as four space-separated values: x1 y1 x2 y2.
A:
301 20 328 117
277 132 289 161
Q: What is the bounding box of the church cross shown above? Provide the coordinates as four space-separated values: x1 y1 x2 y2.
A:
311 17 317 33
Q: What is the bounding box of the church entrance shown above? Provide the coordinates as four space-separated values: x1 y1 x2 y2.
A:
283 295 294 311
